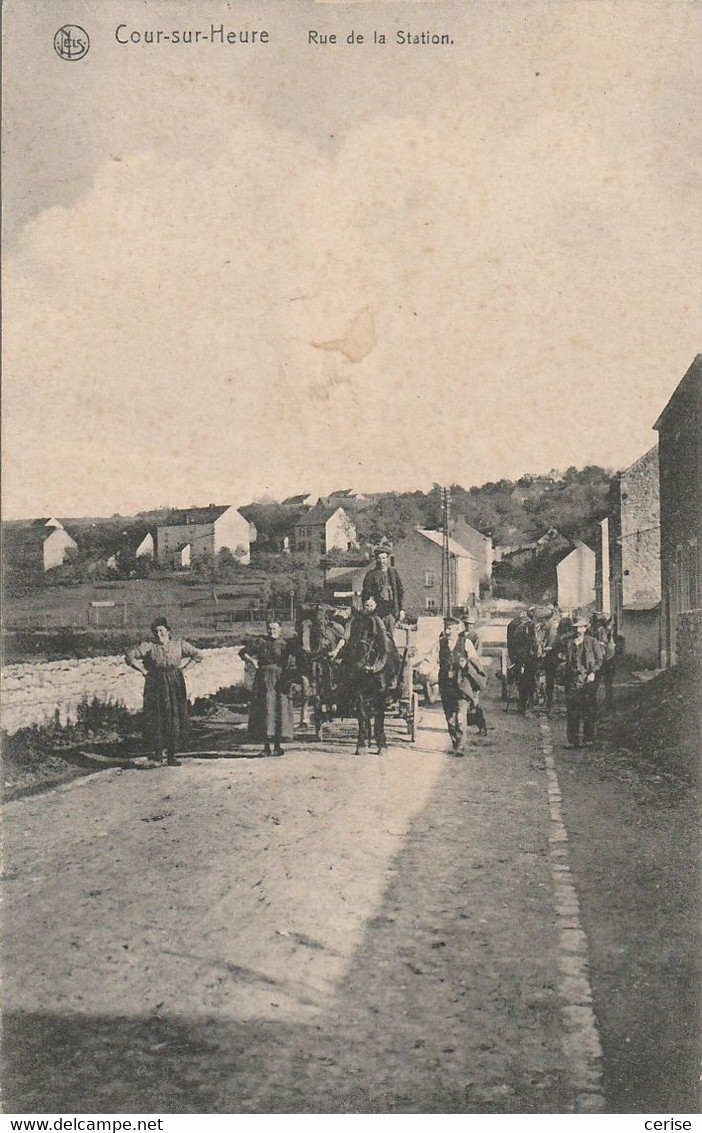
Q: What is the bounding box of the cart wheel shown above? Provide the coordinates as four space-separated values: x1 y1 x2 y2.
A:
408 693 418 742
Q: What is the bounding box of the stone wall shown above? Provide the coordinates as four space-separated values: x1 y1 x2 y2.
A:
1 648 245 736
620 446 661 607
676 609 702 673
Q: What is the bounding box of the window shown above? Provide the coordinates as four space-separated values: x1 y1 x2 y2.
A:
426 597 437 609
425 570 436 588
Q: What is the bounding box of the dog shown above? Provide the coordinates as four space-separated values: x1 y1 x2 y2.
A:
465 704 488 736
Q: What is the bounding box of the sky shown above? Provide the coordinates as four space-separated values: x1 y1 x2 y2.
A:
3 0 700 519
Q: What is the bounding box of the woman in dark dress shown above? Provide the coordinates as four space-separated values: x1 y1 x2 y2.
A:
125 616 202 767
239 619 295 757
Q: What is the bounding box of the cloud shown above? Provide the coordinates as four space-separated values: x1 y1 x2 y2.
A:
3 75 700 516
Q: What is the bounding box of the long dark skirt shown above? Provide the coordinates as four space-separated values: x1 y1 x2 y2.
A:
143 667 188 754
248 664 294 742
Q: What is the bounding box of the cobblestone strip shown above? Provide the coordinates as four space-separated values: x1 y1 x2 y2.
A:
538 716 605 1112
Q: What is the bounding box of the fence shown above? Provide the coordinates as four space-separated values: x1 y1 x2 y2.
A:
3 601 298 634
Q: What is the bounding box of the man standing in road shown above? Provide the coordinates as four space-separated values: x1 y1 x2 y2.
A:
361 545 405 633
438 615 462 751
511 606 539 716
560 614 602 748
542 605 562 716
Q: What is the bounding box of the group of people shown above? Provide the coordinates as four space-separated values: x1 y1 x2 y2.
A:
507 605 616 749
125 546 407 764
124 547 616 765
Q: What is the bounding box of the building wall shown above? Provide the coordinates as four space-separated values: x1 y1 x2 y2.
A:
1 647 245 736
43 529 77 571
621 608 660 668
449 518 493 585
325 509 357 553
135 533 154 559
595 518 611 614
392 530 445 612
556 543 596 610
213 508 251 563
391 530 478 612
157 521 214 565
619 446 661 607
294 522 326 556
455 555 480 606
655 357 702 666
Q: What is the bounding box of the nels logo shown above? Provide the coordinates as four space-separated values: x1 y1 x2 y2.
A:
54 25 90 61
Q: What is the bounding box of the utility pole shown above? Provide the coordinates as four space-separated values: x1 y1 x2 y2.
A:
440 486 452 616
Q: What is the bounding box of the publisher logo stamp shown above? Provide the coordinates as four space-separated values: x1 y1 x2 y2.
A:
54 25 90 61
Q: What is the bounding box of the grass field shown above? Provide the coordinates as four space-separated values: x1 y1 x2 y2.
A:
3 574 286 633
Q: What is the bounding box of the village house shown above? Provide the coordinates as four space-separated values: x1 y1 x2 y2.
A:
556 540 596 611
653 354 701 667
293 503 357 557
4 518 78 575
448 516 493 593
156 505 252 569
598 445 661 665
391 528 481 613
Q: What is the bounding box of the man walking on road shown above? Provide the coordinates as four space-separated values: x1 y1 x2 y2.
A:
361 545 405 634
560 614 602 748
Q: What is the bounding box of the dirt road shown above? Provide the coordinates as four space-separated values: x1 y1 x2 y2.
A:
2 684 697 1113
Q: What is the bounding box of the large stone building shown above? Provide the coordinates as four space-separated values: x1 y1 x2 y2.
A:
156 505 252 568
653 355 702 667
391 528 481 613
598 445 661 665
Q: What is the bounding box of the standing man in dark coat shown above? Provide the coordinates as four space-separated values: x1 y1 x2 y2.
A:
559 614 602 748
361 546 405 633
438 615 462 750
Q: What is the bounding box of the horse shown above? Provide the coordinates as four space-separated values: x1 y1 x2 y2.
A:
508 618 544 714
295 604 349 729
338 610 400 753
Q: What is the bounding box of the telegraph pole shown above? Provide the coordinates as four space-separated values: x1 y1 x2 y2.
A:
440 486 452 616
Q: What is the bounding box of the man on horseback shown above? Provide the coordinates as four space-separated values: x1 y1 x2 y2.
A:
361 544 405 633
344 594 397 755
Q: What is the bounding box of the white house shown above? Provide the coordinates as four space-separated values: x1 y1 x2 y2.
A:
556 540 596 610
4 518 78 574
156 505 251 568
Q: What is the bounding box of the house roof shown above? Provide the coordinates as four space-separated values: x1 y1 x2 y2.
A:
417 529 479 561
653 354 702 431
296 502 345 526
158 505 230 527
282 493 313 506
